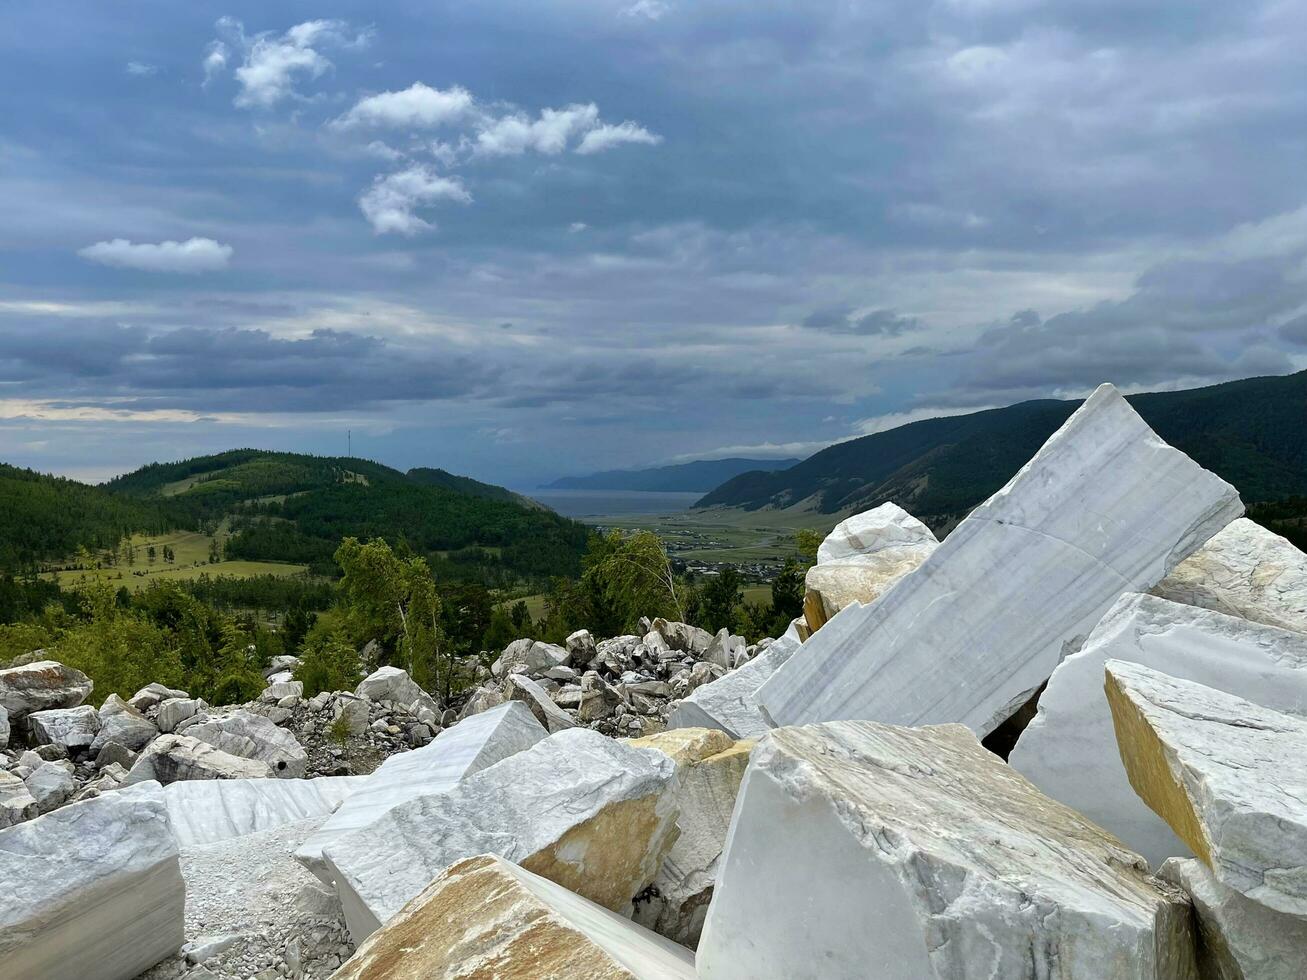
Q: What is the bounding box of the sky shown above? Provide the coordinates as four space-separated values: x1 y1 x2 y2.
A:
2 0 1307 487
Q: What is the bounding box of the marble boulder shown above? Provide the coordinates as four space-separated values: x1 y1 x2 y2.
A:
186 709 307 778
1153 517 1307 634
1160 858 1307 980
668 632 801 739
332 854 696 980
122 733 272 785
698 720 1199 979
295 700 546 881
759 384 1243 736
1010 593 1307 867
0 660 92 722
0 781 184 980
1106 660 1307 916
88 694 158 753
323 728 680 943
26 704 100 752
165 775 367 847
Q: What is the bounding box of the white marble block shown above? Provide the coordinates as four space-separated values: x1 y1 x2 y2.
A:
1152 516 1307 633
758 384 1243 736
1010 593 1307 867
1160 858 1307 980
667 633 801 738
323 728 680 944
165 775 367 847
294 701 546 882
333 854 696 980
697 720 1198 980
1106 660 1307 916
0 781 184 980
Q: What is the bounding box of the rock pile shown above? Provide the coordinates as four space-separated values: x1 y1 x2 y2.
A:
4 381 1307 978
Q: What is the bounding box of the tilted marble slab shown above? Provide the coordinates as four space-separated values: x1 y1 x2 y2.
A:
1152 516 1307 634
667 632 802 739
758 384 1243 736
333 854 696 980
323 728 680 944
1010 593 1307 867
697 720 1197 980
294 700 546 881
1107 660 1307 916
0 781 184 980
165 775 367 847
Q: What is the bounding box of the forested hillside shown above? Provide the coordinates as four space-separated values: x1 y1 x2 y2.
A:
106 450 589 583
1 451 588 586
698 371 1307 529
0 464 174 568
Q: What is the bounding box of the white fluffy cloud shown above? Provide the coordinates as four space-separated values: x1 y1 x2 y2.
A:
358 165 472 235
473 103 601 156
623 0 670 21
77 238 234 273
333 82 474 130
207 18 367 108
575 121 662 154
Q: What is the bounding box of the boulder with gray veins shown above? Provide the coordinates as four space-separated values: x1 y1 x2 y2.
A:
508 673 578 732
157 696 207 734
332 854 696 980
815 501 939 565
1106 660 1307 917
26 704 100 751
355 665 439 714
323 728 680 944
668 632 801 739
164 775 368 847
0 703 9 749
1010 593 1307 867
697 719 1198 980
0 660 93 722
25 759 76 813
0 781 184 980
128 682 188 712
758 385 1242 737
491 639 569 678
1153 516 1307 634
123 733 272 785
89 693 158 753
0 768 38 827
296 700 546 883
1160 857 1307 980
186 709 308 778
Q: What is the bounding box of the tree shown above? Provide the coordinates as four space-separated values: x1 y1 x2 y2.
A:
584 530 687 630
334 537 454 699
698 567 743 633
769 558 805 624
295 622 363 697
795 528 822 565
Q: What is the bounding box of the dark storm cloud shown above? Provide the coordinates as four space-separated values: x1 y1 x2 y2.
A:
0 317 497 411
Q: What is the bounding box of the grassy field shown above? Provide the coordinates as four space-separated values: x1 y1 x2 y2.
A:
43 529 309 592
578 505 837 566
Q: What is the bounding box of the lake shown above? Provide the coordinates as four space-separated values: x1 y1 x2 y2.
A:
521 489 703 518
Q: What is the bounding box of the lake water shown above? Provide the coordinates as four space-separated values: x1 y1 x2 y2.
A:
521 489 703 518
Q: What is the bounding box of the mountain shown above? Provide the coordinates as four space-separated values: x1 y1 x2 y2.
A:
0 464 174 569
406 467 543 510
101 450 590 582
696 372 1307 532
543 457 802 493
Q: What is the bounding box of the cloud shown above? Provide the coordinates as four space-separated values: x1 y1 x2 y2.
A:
77 238 234 273
358 165 471 235
126 62 157 77
216 19 365 109
569 222 588 233
575 121 662 155
201 41 228 86
473 103 600 156
332 83 475 130
800 307 920 336
1279 314 1307 345
623 0 670 20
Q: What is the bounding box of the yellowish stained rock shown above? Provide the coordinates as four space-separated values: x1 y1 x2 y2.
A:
330 854 696 980
625 726 734 767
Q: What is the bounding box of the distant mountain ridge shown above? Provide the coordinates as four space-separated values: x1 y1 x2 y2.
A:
696 372 1307 531
543 457 801 493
